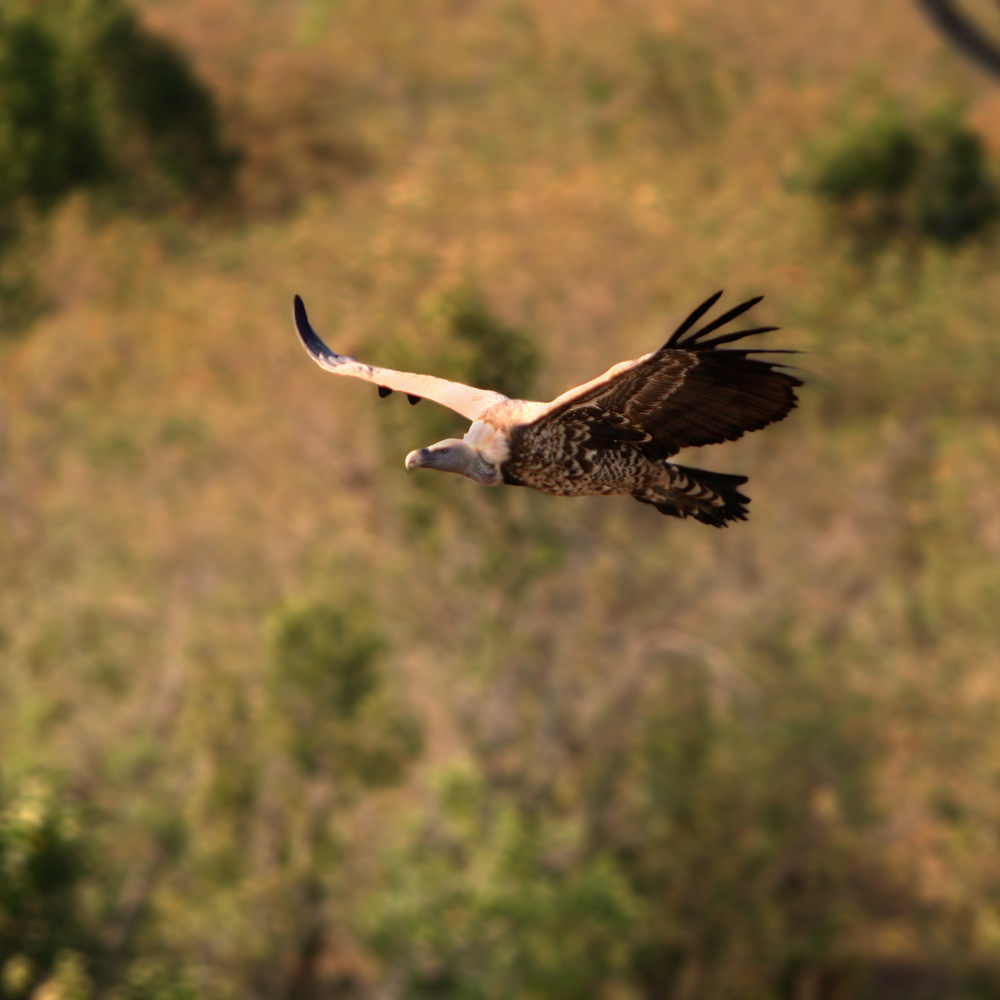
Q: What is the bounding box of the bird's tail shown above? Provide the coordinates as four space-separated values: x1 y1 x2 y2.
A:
633 464 750 527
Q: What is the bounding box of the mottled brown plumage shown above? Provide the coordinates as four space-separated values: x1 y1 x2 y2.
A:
294 291 802 527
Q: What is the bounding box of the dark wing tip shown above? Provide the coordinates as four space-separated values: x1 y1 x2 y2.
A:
293 293 308 328
662 292 786 354
293 293 315 344
666 290 726 346
293 294 340 365
682 296 766 346
695 325 780 350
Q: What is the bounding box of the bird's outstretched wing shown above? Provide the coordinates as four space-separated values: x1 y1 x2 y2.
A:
531 291 801 457
293 296 509 421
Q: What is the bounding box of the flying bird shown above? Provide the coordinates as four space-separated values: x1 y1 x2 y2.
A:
293 291 801 527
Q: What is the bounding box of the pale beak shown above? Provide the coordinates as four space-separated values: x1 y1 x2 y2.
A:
405 448 428 471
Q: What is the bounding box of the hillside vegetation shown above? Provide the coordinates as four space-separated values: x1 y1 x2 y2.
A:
2 1 999 998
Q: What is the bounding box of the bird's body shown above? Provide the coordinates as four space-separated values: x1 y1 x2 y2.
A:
293 291 802 527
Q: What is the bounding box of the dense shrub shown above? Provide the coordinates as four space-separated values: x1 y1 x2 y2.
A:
0 782 94 999
267 601 423 784
809 103 999 250
439 287 541 401
368 766 641 1000
0 15 105 213
365 648 899 1000
0 0 237 216
0 0 238 329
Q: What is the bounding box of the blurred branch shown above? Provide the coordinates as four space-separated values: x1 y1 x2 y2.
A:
916 0 1000 78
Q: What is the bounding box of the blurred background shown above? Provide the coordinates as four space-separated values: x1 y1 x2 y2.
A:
1 1 999 998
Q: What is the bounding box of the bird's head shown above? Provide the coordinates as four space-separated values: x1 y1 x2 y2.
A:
404 439 502 485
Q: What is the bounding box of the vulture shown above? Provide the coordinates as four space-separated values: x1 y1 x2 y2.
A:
293 291 801 527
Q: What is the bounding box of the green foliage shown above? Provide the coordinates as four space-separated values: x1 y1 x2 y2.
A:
0 0 237 214
911 113 999 245
363 644 907 999
367 766 641 1000
0 0 237 208
80 0 239 210
373 645 895 1000
267 600 423 783
0 781 93 999
440 287 542 401
809 103 999 250
116 961 203 1000
623 655 881 997
814 110 919 201
271 603 383 721
0 0 238 330
0 14 104 212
